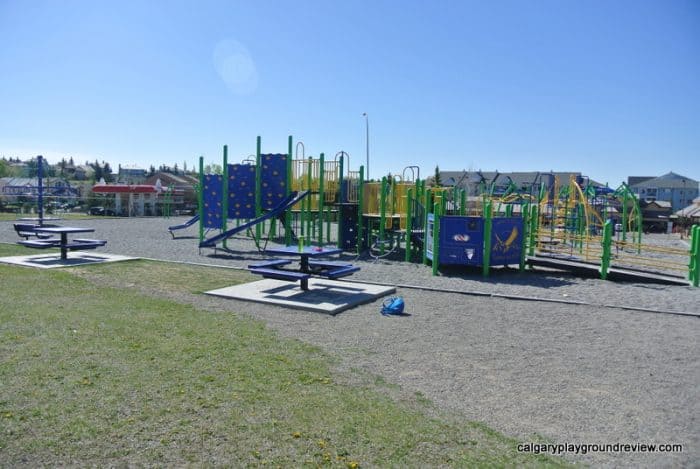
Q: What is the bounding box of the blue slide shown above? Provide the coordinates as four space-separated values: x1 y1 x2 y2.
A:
199 190 309 248
168 214 200 237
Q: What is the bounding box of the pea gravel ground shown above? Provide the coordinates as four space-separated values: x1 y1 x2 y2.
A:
2 217 699 468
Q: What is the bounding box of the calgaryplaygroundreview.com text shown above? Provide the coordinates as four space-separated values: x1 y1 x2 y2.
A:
517 442 683 456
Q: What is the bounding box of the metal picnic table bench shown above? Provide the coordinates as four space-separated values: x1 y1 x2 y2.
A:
16 226 107 261
248 245 360 290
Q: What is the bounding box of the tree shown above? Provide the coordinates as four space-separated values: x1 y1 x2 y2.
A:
103 162 114 183
26 158 38 178
434 165 442 187
204 164 223 175
92 159 104 182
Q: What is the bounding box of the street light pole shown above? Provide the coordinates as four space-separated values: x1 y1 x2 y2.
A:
362 112 369 180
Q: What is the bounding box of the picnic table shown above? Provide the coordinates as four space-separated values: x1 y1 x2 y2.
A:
24 226 105 261
249 245 359 290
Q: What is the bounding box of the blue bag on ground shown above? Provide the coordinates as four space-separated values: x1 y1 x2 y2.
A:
381 296 405 316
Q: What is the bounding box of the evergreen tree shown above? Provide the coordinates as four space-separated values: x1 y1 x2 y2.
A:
434 165 443 187
92 159 103 182
26 158 38 178
103 162 114 182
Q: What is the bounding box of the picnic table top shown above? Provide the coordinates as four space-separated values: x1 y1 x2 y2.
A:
32 226 95 235
265 245 342 257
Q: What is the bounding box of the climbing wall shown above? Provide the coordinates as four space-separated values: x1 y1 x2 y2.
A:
228 164 256 219
260 154 288 210
203 174 223 229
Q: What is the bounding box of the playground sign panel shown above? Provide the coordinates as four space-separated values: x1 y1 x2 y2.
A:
428 215 524 268
438 216 484 266
489 217 523 266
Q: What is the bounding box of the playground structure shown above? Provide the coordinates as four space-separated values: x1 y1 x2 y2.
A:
185 136 700 287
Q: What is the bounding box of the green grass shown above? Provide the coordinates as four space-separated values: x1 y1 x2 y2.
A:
0 212 93 222
0 258 567 467
0 243 38 256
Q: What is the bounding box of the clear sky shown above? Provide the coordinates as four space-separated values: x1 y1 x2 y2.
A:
1 0 698 186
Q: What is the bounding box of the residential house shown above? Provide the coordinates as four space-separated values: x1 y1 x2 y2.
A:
0 177 80 202
638 200 673 232
674 197 700 226
118 164 147 184
628 172 699 213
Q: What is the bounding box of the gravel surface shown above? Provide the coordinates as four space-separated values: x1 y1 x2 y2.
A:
3 217 699 467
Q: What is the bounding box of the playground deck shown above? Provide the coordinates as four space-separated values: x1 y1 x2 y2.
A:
527 254 690 286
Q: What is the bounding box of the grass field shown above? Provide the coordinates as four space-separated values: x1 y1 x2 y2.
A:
0 244 565 467
0 212 95 222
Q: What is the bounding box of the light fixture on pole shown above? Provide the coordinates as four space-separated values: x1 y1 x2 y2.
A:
362 112 369 180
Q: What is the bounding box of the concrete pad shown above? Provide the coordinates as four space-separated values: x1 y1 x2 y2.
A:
206 278 396 315
0 252 138 269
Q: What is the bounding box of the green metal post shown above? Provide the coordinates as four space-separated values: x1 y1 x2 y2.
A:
423 188 431 265
482 199 492 277
337 153 344 248
528 204 538 257
255 136 262 243
285 136 293 246
622 190 628 243
357 166 365 255
432 201 440 276
689 224 699 287
306 157 313 238
198 156 204 244
326 204 332 244
379 176 387 255
405 187 413 262
318 153 325 245
222 145 229 249
520 203 529 271
600 220 613 280
460 188 466 216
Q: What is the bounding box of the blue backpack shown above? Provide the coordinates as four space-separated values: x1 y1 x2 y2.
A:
381 296 405 316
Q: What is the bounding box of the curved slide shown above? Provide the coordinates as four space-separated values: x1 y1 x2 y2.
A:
168 214 200 237
199 190 309 248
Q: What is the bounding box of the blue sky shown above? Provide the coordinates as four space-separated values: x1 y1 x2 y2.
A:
1 0 698 186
